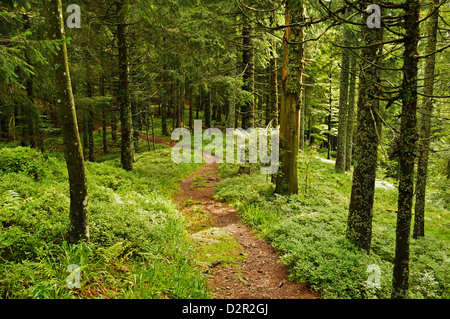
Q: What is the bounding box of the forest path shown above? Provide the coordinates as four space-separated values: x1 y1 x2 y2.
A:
173 154 319 299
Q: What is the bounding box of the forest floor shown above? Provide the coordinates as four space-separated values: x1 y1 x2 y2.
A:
173 151 319 299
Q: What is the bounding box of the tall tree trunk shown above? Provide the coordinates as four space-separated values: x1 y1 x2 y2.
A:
117 0 134 171
82 110 89 160
88 107 95 162
274 1 305 195
24 13 37 149
132 101 140 153
102 103 108 154
300 75 306 151
45 0 89 243
345 52 357 172
161 95 169 136
100 79 108 155
205 90 212 128
392 0 420 299
86 82 95 162
269 9 279 127
111 108 118 142
241 18 255 129
189 92 194 130
228 86 236 129
327 70 332 160
413 1 439 239
346 6 383 253
269 36 278 127
335 20 352 173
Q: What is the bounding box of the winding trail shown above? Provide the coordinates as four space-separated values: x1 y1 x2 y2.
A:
174 156 319 299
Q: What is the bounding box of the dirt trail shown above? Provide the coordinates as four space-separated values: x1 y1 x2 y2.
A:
175 158 319 299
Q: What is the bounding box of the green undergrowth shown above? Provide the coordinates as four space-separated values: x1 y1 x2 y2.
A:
0 145 207 299
214 149 449 299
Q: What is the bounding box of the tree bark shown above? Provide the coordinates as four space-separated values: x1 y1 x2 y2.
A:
345 52 357 172
241 17 255 129
205 90 212 128
335 20 352 173
392 0 421 299
117 0 134 171
45 0 89 243
346 6 383 254
274 1 305 195
86 83 95 162
269 9 279 127
413 1 439 239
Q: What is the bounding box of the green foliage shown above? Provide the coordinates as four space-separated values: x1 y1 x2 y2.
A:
0 146 48 180
214 149 449 299
0 145 209 299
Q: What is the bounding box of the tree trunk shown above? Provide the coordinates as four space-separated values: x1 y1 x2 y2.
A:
111 108 118 142
413 1 439 239
345 52 357 172
241 18 255 129
100 77 108 154
300 75 306 151
205 91 212 128
88 107 95 162
189 92 194 130
274 1 305 195
82 110 89 160
346 7 383 254
45 0 89 243
335 20 352 173
161 95 169 136
86 82 95 162
228 87 236 129
327 71 332 160
392 0 420 299
117 0 134 171
269 9 279 127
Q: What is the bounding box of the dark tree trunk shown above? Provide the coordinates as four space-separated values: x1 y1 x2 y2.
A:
205 91 212 128
117 0 134 171
88 107 95 162
161 95 169 136
392 0 420 299
346 6 383 254
86 82 95 162
189 92 194 130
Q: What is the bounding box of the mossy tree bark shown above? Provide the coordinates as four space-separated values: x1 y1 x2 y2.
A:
117 0 134 171
45 0 89 243
346 6 383 254
274 0 305 195
392 0 420 299
413 0 439 239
